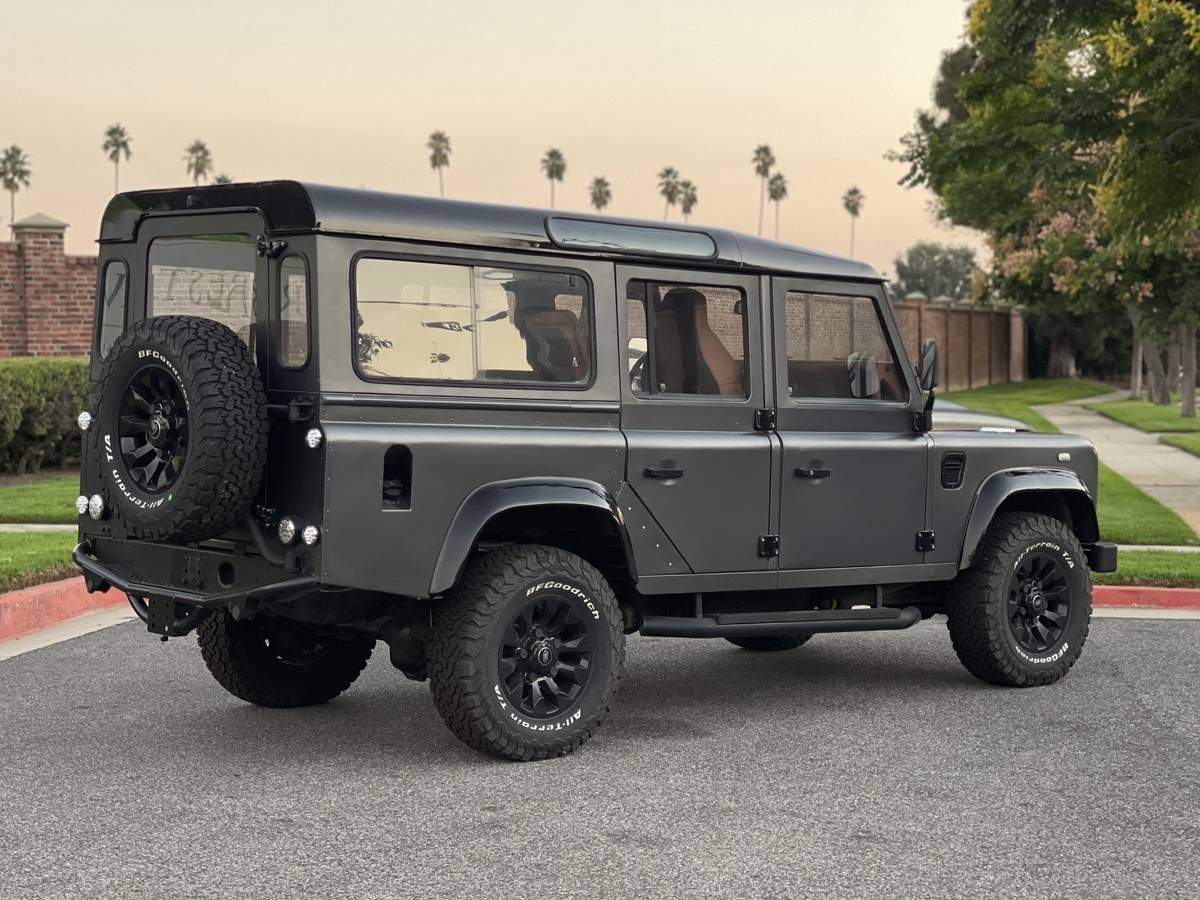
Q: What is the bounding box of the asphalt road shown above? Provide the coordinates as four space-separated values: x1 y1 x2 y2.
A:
1 616 1197 899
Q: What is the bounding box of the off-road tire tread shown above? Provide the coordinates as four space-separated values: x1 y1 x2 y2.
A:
726 634 813 652
947 511 1091 687
428 544 624 761
197 611 374 708
93 315 269 543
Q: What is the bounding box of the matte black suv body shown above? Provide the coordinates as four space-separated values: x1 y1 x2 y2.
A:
74 182 1117 759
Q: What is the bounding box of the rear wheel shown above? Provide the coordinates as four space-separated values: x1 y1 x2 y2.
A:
428 545 624 761
947 512 1091 687
197 611 374 708
726 635 812 652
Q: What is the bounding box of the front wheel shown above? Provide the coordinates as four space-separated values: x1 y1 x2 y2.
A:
947 512 1091 687
428 545 625 761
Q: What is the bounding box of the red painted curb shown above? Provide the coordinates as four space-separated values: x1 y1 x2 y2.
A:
1093 585 1200 610
0 576 124 642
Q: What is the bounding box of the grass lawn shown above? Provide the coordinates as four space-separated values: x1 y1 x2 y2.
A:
944 378 1198 546
1087 396 1200 433
0 531 76 593
1094 549 1200 589
0 474 80 524
1160 433 1200 458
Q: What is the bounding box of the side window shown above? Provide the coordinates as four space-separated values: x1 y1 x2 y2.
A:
98 260 128 358
277 255 309 368
625 280 747 398
784 291 908 402
353 257 592 385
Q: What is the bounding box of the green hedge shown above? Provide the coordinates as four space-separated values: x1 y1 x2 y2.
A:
0 357 89 475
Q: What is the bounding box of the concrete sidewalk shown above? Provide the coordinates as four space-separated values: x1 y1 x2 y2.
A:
0 523 76 532
1036 401 1200 534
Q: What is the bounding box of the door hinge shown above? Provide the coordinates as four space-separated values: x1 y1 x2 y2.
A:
256 235 289 258
915 530 936 552
758 534 780 557
754 408 776 431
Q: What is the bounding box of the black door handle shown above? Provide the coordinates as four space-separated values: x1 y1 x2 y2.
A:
644 466 685 479
795 467 831 479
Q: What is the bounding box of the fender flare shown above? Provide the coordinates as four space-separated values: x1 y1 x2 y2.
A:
429 477 633 595
959 467 1099 569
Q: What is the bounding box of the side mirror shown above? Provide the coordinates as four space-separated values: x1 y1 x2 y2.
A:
847 351 880 399
918 339 939 392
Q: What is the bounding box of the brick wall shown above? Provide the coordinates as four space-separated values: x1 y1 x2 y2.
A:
893 298 1026 391
0 216 97 358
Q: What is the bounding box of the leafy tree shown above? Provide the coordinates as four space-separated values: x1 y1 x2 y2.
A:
892 241 978 300
679 180 698 223
183 140 212 185
214 174 233 185
657 167 681 220
589 176 612 212
0 145 31 226
751 144 775 235
102 124 132 194
842 186 864 257
540 148 566 209
427 130 451 198
767 172 788 239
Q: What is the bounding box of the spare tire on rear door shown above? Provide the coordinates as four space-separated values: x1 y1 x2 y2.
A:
93 315 269 543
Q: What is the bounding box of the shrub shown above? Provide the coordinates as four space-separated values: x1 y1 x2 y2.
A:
0 357 89 475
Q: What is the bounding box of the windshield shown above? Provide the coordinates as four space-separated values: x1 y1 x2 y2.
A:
147 234 257 350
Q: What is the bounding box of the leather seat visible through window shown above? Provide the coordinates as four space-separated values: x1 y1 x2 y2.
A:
655 288 742 396
520 307 588 381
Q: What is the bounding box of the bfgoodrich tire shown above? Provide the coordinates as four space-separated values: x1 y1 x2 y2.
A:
726 635 812 652
428 545 625 761
947 512 1091 687
197 611 375 708
92 315 268 543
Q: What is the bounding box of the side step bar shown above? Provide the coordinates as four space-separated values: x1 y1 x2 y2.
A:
640 606 922 638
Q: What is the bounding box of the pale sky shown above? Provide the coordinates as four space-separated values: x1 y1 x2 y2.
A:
2 0 985 275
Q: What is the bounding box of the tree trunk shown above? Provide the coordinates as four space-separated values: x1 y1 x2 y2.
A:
758 178 765 236
1182 321 1197 418
1143 335 1173 404
1168 325 1182 394
774 202 780 240
1130 337 1143 400
1045 333 1078 379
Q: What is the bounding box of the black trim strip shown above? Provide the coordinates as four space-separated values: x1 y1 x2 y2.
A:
321 392 620 413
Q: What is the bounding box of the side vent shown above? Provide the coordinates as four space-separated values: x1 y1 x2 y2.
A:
941 451 966 490
382 445 413 509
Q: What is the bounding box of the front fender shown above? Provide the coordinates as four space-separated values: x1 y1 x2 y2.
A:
429 477 631 595
959 467 1099 569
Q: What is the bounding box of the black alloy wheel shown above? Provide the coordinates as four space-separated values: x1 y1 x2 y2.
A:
1008 549 1071 653
498 594 596 719
117 363 190 494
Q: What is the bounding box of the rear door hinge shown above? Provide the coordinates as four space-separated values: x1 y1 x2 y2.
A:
758 534 780 557
915 530 936 552
256 235 289 258
754 408 776 431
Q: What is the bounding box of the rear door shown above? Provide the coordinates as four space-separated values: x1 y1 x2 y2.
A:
618 265 774 574
771 279 929 576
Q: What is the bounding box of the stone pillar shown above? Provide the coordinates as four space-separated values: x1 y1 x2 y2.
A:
10 214 95 357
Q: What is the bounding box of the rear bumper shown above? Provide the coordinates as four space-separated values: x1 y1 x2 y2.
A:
1084 541 1118 573
73 538 316 609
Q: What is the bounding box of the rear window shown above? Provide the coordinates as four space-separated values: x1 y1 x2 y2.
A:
353 257 592 386
147 234 256 349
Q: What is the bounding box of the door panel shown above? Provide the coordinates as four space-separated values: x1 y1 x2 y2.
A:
618 265 774 574
771 278 929 572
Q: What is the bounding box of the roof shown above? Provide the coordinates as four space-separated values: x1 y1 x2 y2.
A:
99 180 880 281
12 213 69 231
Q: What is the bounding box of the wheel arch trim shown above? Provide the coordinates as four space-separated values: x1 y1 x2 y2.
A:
429 477 635 595
958 467 1099 570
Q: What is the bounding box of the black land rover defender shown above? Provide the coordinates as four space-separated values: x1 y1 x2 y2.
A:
74 182 1117 760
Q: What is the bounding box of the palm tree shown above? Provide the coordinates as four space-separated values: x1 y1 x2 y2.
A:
214 173 233 185
102 124 132 194
752 144 775 236
679 180 698 224
427 130 451 197
541 148 566 208
842 185 865 257
657 167 681 220
589 176 612 212
768 172 788 240
0 145 32 227
183 140 213 185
